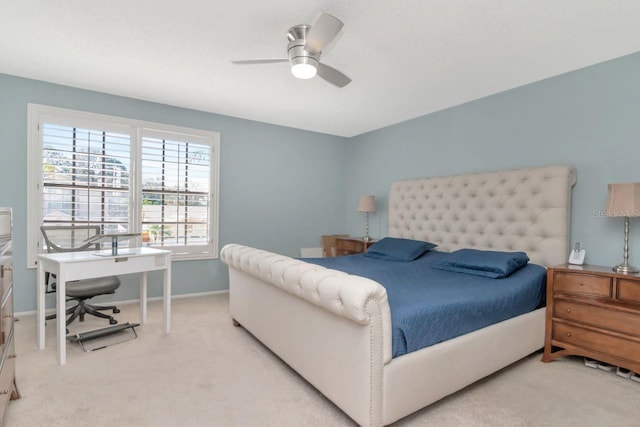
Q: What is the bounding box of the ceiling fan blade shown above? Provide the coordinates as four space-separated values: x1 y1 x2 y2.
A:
232 59 288 65
305 12 343 54
317 63 351 88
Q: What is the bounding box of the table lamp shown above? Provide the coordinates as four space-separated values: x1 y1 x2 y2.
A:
606 183 640 274
358 195 376 242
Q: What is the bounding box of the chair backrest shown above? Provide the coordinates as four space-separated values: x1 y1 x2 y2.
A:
40 225 102 254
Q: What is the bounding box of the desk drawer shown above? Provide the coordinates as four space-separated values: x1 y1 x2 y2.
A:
68 253 169 281
553 272 611 297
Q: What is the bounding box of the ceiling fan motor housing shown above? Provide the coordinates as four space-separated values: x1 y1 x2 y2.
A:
287 24 320 69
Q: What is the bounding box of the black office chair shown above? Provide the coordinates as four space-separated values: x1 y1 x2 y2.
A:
40 225 121 328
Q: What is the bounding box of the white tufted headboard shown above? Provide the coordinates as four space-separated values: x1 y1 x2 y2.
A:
388 165 576 267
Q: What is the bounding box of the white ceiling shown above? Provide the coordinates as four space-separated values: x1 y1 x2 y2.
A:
1 1 639 137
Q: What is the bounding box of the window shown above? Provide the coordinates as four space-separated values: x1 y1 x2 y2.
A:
27 104 220 267
41 124 132 232
140 131 213 251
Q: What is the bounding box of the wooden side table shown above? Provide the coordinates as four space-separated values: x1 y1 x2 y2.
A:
542 263 640 373
334 237 376 256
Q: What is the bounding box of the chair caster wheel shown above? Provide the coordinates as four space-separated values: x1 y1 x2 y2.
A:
109 319 118 325
113 309 121 314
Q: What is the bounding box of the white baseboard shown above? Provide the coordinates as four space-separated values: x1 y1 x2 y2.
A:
15 289 229 317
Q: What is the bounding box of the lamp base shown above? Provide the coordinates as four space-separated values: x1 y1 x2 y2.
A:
613 263 640 274
362 235 372 242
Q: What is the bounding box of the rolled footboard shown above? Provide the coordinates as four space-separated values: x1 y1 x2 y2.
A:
221 244 392 427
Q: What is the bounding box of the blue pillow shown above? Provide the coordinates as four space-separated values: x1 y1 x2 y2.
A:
433 249 529 278
365 237 437 262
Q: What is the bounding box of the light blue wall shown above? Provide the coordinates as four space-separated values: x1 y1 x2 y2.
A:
345 52 640 269
0 74 349 312
4 51 640 311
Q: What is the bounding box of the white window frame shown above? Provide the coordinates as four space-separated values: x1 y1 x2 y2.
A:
27 104 220 268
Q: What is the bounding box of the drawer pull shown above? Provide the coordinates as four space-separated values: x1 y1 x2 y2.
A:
578 282 584 286
566 332 572 337
0 390 8 395
8 354 16 359
566 308 572 313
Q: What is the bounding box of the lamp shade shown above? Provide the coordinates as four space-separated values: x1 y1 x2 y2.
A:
606 183 640 217
357 195 376 213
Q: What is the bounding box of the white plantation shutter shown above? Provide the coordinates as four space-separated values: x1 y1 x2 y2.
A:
41 124 131 234
27 105 219 266
141 130 214 254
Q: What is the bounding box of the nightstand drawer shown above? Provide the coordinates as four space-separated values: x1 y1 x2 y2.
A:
554 298 640 338
553 322 640 363
337 239 362 253
618 279 640 306
553 272 611 297
334 238 374 256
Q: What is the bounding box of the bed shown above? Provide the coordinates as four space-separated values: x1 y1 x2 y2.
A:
220 164 576 426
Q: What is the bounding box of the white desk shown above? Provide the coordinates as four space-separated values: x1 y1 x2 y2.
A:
37 247 171 365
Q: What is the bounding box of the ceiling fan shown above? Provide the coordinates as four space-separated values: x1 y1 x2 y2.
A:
232 12 351 88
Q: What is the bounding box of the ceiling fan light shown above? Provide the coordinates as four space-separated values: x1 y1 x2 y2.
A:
290 55 318 80
291 63 317 79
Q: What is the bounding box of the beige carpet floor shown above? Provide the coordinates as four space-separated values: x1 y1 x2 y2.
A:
6 293 640 426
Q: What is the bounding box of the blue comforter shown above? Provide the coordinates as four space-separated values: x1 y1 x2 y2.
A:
303 251 546 358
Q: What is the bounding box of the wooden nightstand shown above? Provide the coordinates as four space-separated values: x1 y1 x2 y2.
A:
542 264 640 373
334 237 375 256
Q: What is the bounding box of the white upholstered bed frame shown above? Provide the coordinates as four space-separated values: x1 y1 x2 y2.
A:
221 165 576 426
